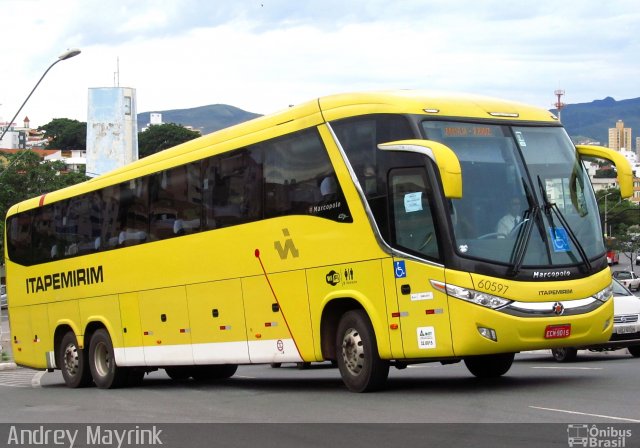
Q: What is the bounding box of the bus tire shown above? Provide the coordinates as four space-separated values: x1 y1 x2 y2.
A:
165 367 193 380
191 364 238 381
627 346 640 358
88 329 128 389
59 331 92 388
335 310 389 392
464 353 515 378
126 368 146 387
551 347 578 363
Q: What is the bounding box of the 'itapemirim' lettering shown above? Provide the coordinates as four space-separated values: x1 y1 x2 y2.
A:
25 265 104 294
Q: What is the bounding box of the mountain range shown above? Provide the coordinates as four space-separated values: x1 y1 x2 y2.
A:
555 96 640 145
137 104 261 135
138 96 640 146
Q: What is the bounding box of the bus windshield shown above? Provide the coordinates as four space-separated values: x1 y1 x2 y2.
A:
421 121 604 267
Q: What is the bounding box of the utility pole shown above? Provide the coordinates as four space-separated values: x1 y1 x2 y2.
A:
554 89 565 122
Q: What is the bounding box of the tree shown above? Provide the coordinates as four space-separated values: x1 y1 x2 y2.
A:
596 188 639 236
138 123 200 158
0 150 88 257
38 118 87 150
614 225 640 272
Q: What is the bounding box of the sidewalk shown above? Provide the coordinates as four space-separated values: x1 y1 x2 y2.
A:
0 307 16 370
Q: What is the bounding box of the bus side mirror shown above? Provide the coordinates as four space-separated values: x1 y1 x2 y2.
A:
378 139 462 199
576 144 633 198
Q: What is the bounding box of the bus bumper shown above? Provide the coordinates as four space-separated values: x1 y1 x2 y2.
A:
448 298 613 356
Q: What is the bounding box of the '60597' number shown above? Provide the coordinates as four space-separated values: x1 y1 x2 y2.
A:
477 279 509 295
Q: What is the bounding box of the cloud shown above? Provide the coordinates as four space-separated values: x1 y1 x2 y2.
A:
1 0 639 128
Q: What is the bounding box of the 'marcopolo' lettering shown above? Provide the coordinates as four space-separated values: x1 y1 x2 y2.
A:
532 270 571 279
25 265 104 294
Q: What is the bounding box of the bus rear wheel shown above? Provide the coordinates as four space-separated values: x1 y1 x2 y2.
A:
464 353 515 378
59 331 92 388
88 329 128 389
335 310 389 392
551 347 578 362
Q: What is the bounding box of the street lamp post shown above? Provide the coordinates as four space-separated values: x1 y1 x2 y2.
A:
603 192 614 238
0 48 81 143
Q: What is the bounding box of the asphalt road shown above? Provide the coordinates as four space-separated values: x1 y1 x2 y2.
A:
0 349 638 424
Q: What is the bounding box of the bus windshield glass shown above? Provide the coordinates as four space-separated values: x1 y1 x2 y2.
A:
421 121 604 267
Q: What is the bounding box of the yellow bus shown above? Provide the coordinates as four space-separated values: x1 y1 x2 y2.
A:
4 91 633 392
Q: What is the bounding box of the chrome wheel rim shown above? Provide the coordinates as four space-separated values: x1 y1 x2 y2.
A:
341 327 364 376
63 343 80 377
94 341 111 378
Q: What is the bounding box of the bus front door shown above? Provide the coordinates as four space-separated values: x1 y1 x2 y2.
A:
388 167 453 359
392 258 453 359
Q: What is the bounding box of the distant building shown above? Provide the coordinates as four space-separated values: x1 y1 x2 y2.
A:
86 87 138 177
44 149 87 172
150 113 162 126
608 119 632 151
0 119 27 150
0 114 86 172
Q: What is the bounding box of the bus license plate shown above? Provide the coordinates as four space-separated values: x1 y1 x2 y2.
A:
545 324 571 339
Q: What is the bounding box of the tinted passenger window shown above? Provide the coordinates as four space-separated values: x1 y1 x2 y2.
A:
331 114 416 239
203 148 263 229
264 129 351 222
117 178 148 246
150 162 202 240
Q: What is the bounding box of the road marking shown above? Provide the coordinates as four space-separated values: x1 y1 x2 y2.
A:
530 366 602 370
0 368 42 388
32 371 45 388
530 406 640 423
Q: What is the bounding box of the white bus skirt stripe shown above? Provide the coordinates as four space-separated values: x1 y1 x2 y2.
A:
113 339 302 367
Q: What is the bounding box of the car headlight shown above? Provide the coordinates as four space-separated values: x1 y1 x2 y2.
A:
593 283 613 303
430 280 512 309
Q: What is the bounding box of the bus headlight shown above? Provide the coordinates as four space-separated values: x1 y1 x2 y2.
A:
431 280 512 310
593 283 613 303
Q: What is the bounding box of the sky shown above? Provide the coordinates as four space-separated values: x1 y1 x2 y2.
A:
1 0 639 129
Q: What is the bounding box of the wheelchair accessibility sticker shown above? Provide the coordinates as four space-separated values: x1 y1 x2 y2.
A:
549 227 570 253
394 261 407 278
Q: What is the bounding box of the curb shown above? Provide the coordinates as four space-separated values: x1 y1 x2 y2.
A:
0 362 17 370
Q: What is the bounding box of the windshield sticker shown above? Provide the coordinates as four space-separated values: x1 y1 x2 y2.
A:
404 192 423 212
515 131 527 147
549 227 570 252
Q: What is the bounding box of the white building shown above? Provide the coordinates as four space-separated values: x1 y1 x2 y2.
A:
86 87 138 177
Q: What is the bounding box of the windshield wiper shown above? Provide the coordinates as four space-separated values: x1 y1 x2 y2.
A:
507 178 539 276
536 176 592 272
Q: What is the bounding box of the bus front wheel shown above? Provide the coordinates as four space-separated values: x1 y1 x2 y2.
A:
628 346 640 358
191 364 238 381
335 310 389 392
88 329 128 389
59 331 92 388
464 353 515 378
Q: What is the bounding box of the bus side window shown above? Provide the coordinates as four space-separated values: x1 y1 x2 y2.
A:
117 178 149 247
389 167 440 260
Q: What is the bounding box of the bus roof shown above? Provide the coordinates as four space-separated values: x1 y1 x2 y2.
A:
7 90 559 215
